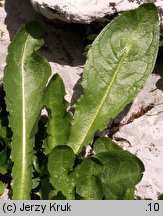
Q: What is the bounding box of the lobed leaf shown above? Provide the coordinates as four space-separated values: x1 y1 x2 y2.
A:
3 22 51 199
67 3 159 153
94 138 144 199
73 157 104 199
43 74 71 154
76 176 103 200
93 137 123 154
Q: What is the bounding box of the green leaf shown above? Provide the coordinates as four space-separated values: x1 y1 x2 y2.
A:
76 176 103 200
93 137 122 154
87 34 97 41
94 138 144 200
123 187 135 200
74 157 104 178
0 181 5 196
159 40 163 47
3 22 51 199
32 177 40 190
0 120 6 138
48 145 75 199
0 88 12 144
40 176 54 200
0 149 8 174
74 157 104 199
67 3 159 153
158 194 163 200
43 74 71 154
50 191 67 200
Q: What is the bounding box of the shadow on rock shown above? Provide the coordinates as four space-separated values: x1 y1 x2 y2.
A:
154 46 163 92
156 76 163 92
70 74 83 108
5 0 85 66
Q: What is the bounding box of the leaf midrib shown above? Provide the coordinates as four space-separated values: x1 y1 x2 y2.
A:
74 16 143 153
75 53 126 153
19 33 30 195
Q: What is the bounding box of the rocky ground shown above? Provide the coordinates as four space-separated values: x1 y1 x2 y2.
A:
0 0 163 200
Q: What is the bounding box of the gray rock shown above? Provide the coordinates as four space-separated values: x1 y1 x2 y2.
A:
30 0 163 25
1 0 84 101
113 73 163 199
0 3 10 84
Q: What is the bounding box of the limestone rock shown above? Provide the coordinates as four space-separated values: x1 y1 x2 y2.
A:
0 3 10 84
30 0 163 24
113 73 163 199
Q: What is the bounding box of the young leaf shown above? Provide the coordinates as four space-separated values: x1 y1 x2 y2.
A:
43 74 71 154
93 137 123 154
67 3 159 153
48 145 75 199
3 22 51 199
74 157 104 199
94 138 144 199
76 176 103 200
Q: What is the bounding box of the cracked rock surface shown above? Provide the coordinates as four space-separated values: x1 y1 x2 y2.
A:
30 0 163 25
112 72 163 199
0 0 163 199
